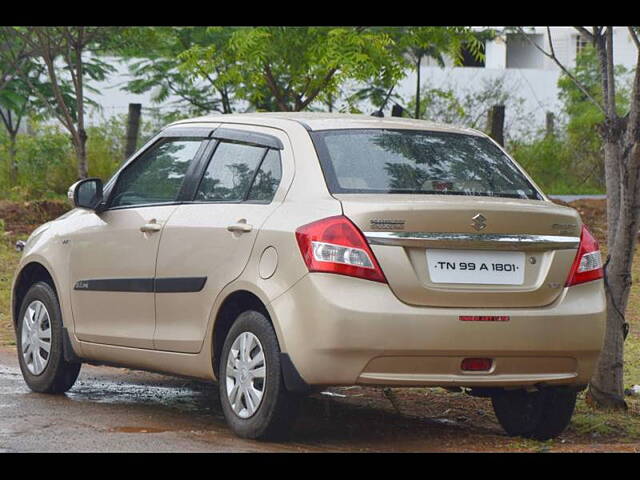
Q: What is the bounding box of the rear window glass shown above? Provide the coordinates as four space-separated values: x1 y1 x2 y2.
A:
311 129 541 200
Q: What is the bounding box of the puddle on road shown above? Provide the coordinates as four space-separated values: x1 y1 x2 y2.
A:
0 364 29 396
66 378 221 416
0 365 20 377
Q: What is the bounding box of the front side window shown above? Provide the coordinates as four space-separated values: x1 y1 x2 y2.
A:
311 129 541 200
110 138 204 208
195 141 282 203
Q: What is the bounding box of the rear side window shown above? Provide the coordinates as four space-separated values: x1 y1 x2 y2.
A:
195 141 282 203
311 129 541 200
110 138 204 208
246 150 282 202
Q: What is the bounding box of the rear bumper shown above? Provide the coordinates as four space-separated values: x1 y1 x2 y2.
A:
270 274 606 388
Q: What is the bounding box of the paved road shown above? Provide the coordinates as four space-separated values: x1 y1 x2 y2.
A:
0 345 514 453
2 346 638 452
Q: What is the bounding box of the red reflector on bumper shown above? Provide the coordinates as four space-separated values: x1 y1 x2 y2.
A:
459 315 510 322
461 358 493 371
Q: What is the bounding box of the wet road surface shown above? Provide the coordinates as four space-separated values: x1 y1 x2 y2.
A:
0 347 315 452
0 345 512 452
1 346 638 452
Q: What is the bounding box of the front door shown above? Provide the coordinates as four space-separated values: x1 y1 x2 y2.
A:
69 136 207 349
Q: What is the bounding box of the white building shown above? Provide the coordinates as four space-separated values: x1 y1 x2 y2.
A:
393 27 638 134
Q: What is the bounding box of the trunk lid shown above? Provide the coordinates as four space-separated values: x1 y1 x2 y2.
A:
337 194 582 308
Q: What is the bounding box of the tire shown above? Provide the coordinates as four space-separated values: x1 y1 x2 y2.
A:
491 387 577 440
218 310 301 440
16 281 81 394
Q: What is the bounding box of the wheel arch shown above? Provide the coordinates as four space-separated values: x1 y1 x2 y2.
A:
12 261 58 329
211 289 272 376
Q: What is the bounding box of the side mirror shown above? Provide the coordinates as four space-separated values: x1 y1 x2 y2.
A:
68 178 104 211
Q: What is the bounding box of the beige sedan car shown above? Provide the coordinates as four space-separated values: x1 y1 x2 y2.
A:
12 113 605 441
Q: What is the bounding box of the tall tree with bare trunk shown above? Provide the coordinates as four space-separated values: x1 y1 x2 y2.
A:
3 27 114 179
517 26 640 409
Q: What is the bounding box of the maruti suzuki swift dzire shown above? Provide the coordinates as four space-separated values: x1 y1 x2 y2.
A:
12 113 605 440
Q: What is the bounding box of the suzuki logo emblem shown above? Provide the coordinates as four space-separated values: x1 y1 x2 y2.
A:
471 213 487 231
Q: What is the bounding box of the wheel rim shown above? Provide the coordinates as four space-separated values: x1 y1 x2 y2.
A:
21 300 52 376
225 331 266 419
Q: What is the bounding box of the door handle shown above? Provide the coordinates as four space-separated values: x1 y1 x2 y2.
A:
140 220 162 233
227 220 253 233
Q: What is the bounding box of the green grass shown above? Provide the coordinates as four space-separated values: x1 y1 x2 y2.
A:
0 233 20 346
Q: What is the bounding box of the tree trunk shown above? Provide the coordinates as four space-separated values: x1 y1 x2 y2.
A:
8 130 17 184
545 112 555 138
76 128 88 179
124 103 142 162
585 29 640 410
588 139 640 409
487 105 505 146
414 56 422 119
589 232 630 409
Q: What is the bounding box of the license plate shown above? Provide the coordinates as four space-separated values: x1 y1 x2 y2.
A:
426 249 525 285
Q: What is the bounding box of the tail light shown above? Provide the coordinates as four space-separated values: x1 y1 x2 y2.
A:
295 215 387 283
566 225 604 287
461 358 493 371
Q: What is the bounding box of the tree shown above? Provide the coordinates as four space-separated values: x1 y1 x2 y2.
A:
518 26 640 409
0 29 35 182
0 61 46 183
179 27 405 112
0 28 33 93
398 27 489 119
114 27 237 116
557 45 631 190
5 27 115 179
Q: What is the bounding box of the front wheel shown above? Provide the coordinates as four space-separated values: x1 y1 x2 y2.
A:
218 310 301 440
16 282 81 393
491 387 577 440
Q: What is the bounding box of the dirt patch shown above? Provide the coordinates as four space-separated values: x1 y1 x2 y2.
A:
0 200 70 237
551 198 607 244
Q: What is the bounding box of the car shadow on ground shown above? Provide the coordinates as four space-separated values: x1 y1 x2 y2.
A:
64 368 508 451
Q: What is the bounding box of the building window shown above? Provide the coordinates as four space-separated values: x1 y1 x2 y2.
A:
460 42 486 67
506 33 544 69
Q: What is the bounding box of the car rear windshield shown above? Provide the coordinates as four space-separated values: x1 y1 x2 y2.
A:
310 129 542 200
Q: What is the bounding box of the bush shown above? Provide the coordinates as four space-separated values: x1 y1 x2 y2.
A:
0 114 161 201
509 133 604 195
0 124 75 199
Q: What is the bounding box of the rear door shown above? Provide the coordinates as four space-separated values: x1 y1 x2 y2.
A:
153 126 289 352
310 128 582 308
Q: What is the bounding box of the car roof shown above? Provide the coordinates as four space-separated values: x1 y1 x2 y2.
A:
169 112 484 136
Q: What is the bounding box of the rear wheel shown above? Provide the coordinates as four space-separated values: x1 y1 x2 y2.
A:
491 387 577 440
218 310 301 440
17 282 81 393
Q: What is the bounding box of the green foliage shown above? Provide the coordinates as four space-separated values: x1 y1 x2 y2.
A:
119 27 236 115
0 122 74 198
509 134 604 194
407 76 529 138
556 44 631 190
0 115 157 200
179 27 405 112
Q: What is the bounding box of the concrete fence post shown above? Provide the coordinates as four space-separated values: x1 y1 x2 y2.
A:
487 105 505 146
124 103 142 162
